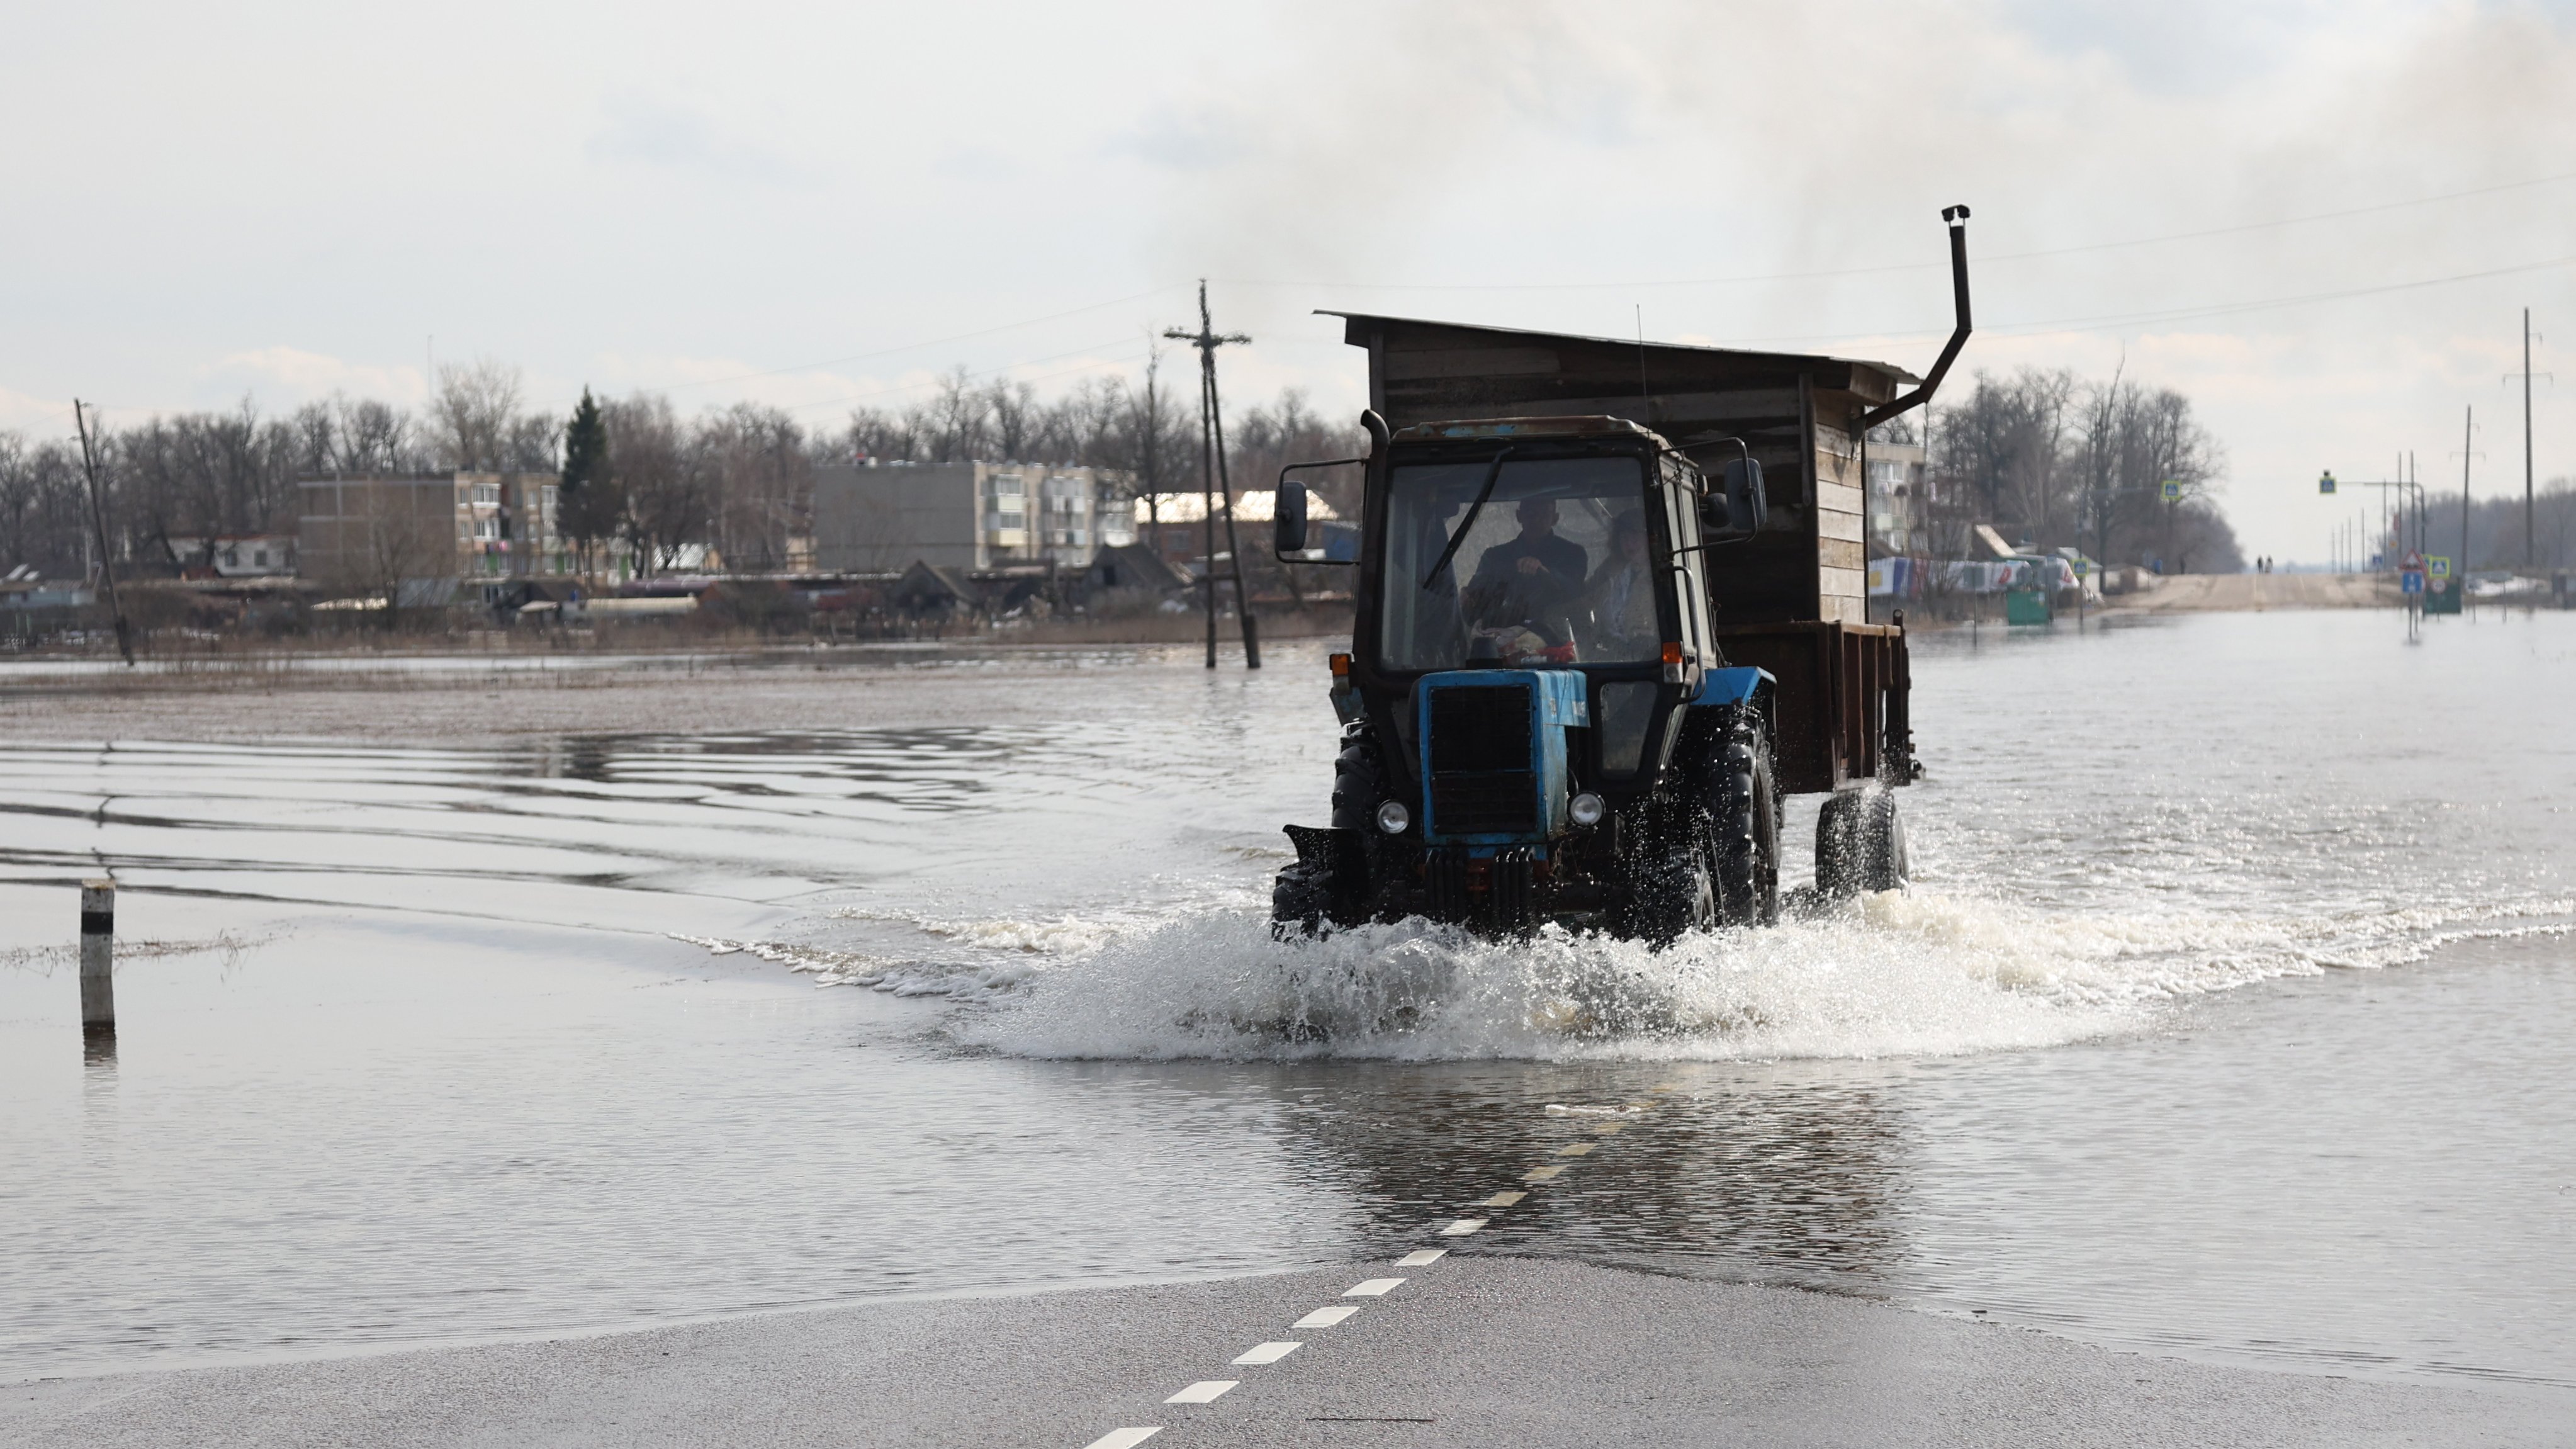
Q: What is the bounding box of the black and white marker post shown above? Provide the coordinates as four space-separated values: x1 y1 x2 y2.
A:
80 879 115 1051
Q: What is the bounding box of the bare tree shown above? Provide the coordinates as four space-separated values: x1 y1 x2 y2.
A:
605 395 705 575
986 379 1037 461
334 397 415 473
1120 348 1192 536
700 402 811 572
429 359 556 471
926 367 990 463
0 434 93 577
844 406 920 463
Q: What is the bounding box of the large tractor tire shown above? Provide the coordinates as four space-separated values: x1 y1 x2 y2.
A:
1271 858 1336 939
1708 721 1782 927
1274 729 1386 939
1328 728 1384 833
1628 836 1716 949
1816 782 1908 899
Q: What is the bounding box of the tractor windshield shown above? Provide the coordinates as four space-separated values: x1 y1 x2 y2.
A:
1376 454 1663 672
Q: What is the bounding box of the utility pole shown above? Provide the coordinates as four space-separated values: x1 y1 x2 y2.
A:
2461 407 2475 576
1165 282 1259 670
2505 308 2549 572
70 401 135 667
2407 451 2421 561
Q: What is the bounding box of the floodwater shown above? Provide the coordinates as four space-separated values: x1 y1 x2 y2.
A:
3 610 2572 1394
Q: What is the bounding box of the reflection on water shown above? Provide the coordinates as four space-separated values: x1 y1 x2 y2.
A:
1247 1063 1912 1283
3 616 2574 1390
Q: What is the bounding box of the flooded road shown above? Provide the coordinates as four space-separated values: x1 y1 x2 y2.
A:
3 611 2573 1392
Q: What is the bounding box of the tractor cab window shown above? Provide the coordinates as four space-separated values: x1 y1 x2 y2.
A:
1377 454 1662 672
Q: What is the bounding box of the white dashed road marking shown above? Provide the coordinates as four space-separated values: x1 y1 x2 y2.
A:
1075 1091 1675 1443
1165 1381 1237 1404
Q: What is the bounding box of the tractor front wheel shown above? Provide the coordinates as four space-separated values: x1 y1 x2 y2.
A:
1709 723 1782 927
1628 839 1716 948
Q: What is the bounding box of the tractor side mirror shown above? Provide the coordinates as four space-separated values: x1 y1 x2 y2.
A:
1699 458 1768 537
1725 457 1768 534
1273 480 1310 556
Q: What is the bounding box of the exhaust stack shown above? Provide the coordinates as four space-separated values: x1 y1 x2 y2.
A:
1858 205 1972 431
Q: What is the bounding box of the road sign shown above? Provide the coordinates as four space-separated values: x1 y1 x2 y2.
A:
2161 480 2184 501
2427 556 2451 579
2402 551 2424 572
2401 570 2426 595
2319 471 2337 494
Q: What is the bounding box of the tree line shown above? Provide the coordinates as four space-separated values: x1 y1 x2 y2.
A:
1914 366 2244 573
0 356 1367 582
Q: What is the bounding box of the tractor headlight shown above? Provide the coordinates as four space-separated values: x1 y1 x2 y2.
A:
1568 792 1606 827
1375 800 1411 835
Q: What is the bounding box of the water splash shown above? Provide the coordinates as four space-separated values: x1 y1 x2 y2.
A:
702 882 2573 1063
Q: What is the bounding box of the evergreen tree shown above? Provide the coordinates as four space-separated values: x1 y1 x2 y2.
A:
556 388 619 577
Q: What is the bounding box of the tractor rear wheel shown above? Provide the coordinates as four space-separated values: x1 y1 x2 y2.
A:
1816 783 1908 898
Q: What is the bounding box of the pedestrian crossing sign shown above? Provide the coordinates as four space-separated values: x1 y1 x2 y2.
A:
2161 480 2184 501
2319 471 2337 494
2428 556 2451 579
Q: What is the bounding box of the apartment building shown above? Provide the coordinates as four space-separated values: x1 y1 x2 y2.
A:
810 462 1138 573
298 472 570 589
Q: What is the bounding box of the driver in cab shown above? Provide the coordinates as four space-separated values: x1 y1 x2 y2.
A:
1468 497 1589 599
1459 497 1590 661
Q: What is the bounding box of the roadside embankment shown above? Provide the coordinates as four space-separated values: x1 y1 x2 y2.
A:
2103 572 2392 612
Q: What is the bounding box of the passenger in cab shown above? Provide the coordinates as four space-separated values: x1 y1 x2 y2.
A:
1574 510 1658 660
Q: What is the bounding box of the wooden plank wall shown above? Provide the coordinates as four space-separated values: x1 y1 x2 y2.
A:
1813 424 1867 624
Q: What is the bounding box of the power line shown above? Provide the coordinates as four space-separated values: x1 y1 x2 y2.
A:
633 284 1190 398
1212 168 2576 295
1707 249 2576 350
773 335 1154 415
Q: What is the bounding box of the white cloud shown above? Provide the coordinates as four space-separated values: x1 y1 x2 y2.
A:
205 347 427 407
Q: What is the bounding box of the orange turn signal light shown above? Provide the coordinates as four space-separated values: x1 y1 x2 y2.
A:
1329 652 1352 676
1660 641 1684 665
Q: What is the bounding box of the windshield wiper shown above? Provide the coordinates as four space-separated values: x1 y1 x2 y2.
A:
1420 447 1515 591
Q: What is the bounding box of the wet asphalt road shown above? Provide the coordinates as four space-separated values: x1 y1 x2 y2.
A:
8 1255 2563 1449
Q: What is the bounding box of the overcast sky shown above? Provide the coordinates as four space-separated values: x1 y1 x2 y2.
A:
7 0 2573 560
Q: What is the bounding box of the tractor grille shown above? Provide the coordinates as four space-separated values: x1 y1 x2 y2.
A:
1427 685 1538 836
1429 687 1531 772
1431 775 1538 835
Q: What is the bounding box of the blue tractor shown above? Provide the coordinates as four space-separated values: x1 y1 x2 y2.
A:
1269 210 1972 943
